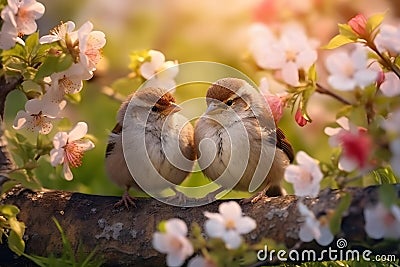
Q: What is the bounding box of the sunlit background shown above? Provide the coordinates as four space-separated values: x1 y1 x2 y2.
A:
4 0 399 197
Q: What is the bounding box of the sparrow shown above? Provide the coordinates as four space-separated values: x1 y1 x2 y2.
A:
105 87 196 208
194 78 294 202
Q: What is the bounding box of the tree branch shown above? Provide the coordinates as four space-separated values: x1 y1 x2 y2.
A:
1 184 399 266
0 75 22 185
315 83 353 106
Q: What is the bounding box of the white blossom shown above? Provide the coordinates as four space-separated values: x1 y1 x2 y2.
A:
204 201 256 249
298 202 334 246
40 21 106 73
140 50 179 91
284 151 322 197
325 46 378 91
375 24 400 54
187 256 217 267
380 72 400 97
152 218 194 267
250 23 318 86
0 0 45 49
13 98 66 134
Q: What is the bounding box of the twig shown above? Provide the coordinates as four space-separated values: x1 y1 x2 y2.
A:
315 83 352 105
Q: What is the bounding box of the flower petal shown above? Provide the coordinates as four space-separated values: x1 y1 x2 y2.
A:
68 122 88 141
152 232 171 253
165 218 188 236
50 148 64 166
75 140 95 152
63 162 74 181
281 61 299 86
204 218 225 238
222 230 242 249
166 251 185 267
235 216 256 234
13 110 28 130
149 50 166 69
316 226 334 246
219 201 242 220
52 131 68 149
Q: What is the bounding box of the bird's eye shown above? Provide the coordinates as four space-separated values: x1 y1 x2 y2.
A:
226 99 234 106
151 106 158 112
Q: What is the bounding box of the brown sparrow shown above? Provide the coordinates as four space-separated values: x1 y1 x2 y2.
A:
194 78 293 202
105 87 196 208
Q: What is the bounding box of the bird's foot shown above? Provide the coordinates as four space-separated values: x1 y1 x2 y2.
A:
240 189 267 204
162 189 189 205
114 191 136 209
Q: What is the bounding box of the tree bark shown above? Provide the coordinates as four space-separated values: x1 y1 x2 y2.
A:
0 184 399 266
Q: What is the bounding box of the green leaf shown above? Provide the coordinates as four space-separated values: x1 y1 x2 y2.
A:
322 34 355 50
308 64 317 82
0 204 20 218
65 91 81 104
25 32 40 56
366 12 385 34
21 80 42 93
329 192 352 235
379 184 397 208
338 23 357 39
8 217 25 238
373 168 399 184
1 43 26 59
1 180 19 195
8 230 25 256
35 53 73 81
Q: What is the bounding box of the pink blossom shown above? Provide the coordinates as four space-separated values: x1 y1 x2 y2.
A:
50 122 95 180
40 21 106 74
364 202 400 239
324 117 372 172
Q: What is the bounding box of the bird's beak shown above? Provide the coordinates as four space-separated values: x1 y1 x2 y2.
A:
205 102 224 115
161 102 182 115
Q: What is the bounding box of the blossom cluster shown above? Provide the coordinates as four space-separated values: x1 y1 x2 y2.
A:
0 0 105 180
152 201 256 267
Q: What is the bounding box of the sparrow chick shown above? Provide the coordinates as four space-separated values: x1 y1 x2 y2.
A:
194 78 293 202
105 87 195 208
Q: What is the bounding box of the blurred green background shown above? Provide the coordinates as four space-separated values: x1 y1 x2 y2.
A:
3 0 399 197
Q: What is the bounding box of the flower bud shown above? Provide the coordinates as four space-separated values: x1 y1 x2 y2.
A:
348 14 368 38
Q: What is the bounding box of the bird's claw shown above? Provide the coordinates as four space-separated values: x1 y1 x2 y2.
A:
114 192 136 209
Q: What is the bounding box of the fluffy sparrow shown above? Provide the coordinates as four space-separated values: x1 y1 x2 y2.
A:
194 78 293 202
105 87 196 208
